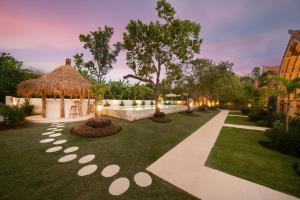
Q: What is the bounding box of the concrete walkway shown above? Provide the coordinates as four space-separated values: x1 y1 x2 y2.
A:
223 123 269 131
147 110 298 200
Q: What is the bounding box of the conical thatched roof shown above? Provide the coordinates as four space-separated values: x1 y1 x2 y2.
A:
17 59 92 97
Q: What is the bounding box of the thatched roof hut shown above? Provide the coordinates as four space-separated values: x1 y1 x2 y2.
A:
17 58 92 118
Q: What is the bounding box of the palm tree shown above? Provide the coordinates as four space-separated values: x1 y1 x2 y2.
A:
274 76 300 132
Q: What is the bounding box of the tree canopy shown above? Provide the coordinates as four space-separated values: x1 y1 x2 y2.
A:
75 26 121 83
0 52 42 102
122 0 202 113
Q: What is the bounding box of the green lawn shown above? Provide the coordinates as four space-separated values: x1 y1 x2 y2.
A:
225 115 261 127
206 127 300 198
0 111 218 200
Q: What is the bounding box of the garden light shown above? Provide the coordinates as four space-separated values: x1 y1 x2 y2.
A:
248 103 252 108
97 105 103 111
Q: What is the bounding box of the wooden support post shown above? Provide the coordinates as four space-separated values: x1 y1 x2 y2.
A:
60 91 65 118
42 94 47 118
80 94 83 116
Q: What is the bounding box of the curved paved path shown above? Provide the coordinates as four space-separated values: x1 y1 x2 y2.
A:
147 110 298 200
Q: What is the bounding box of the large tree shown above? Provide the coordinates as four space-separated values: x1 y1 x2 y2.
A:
0 52 42 102
77 26 121 83
122 0 202 114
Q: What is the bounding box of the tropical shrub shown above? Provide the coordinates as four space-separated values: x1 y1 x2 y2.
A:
104 100 110 107
293 163 300 176
21 98 34 116
119 100 125 106
265 120 300 157
240 107 251 115
132 100 137 106
0 103 26 125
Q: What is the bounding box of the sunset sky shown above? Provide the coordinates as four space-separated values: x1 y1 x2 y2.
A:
1 0 300 80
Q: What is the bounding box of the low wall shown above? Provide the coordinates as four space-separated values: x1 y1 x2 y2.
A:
5 96 170 119
102 105 188 121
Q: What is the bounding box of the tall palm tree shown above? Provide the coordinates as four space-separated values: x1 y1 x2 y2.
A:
274 76 300 132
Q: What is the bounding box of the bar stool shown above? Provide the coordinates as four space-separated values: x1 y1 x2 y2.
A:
87 102 95 115
69 100 80 118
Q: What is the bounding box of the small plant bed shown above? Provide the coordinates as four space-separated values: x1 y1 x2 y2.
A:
225 115 264 127
206 127 300 198
229 110 242 115
71 117 121 137
180 111 200 117
149 112 172 123
0 121 27 131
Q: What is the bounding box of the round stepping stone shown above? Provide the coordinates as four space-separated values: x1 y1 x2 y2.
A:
52 129 63 132
77 164 97 176
49 133 62 137
78 154 95 164
134 172 152 187
58 154 77 163
40 138 55 143
101 164 120 177
53 140 67 145
46 146 63 153
64 146 79 153
42 131 54 135
109 177 130 196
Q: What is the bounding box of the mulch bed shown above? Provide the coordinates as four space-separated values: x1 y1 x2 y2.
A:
149 116 172 123
71 123 121 138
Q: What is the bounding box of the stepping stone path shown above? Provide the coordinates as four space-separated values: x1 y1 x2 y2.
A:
39 122 152 197
64 146 79 153
78 154 95 164
42 131 54 135
53 140 67 145
46 146 63 153
47 128 58 130
52 129 63 132
49 133 62 137
58 154 77 163
101 164 120 177
40 138 55 143
78 164 98 176
134 172 152 187
109 177 130 196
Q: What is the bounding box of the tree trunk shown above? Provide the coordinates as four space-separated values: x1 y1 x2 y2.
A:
42 94 47 118
154 93 160 113
79 94 83 116
285 95 290 133
95 97 99 118
187 96 191 111
86 95 90 115
60 92 65 118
